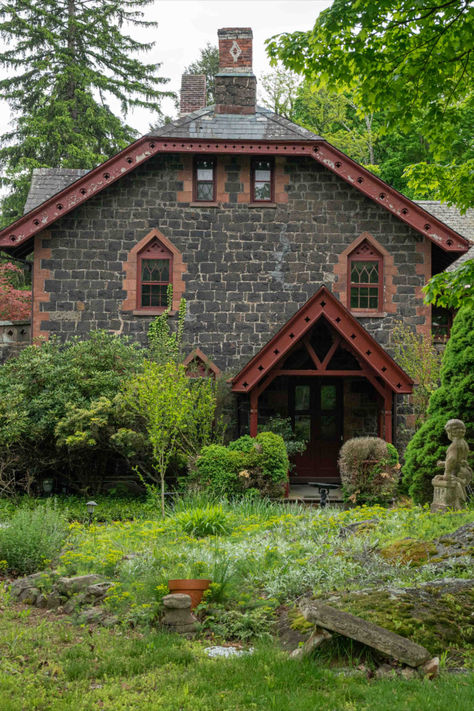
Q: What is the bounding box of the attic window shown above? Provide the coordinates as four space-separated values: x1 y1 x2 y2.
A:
251 159 273 202
194 157 216 201
137 237 172 310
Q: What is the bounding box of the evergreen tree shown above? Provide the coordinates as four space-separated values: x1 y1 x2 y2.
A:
0 0 173 225
184 43 219 104
402 307 474 503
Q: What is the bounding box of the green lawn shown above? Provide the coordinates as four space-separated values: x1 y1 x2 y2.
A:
0 603 472 711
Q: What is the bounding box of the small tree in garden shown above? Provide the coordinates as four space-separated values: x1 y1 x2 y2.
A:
391 322 442 426
402 306 474 503
147 285 186 364
0 262 31 320
125 361 218 515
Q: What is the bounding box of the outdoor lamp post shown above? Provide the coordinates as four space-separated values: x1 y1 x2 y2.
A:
86 500 97 526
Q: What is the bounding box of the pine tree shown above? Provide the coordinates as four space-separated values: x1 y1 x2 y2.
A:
0 0 173 225
402 307 474 503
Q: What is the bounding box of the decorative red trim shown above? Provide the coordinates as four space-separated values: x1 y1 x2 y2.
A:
183 348 221 377
0 136 468 253
231 286 413 395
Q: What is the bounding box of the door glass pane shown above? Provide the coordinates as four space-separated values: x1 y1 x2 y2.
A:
294 385 310 411
321 384 337 411
197 168 213 181
197 183 214 200
255 169 271 181
320 413 337 439
294 415 311 442
254 182 271 200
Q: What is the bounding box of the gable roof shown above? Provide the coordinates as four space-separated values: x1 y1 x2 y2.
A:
231 286 413 395
0 117 469 255
415 201 474 243
23 168 89 214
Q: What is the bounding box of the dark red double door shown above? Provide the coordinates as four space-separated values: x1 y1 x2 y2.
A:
290 379 343 482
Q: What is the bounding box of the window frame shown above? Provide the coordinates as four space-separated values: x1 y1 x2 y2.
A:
136 238 173 312
251 158 274 203
347 242 383 313
193 156 216 202
432 306 453 342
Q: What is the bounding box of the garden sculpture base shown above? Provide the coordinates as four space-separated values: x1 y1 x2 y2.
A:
432 418 472 512
162 593 197 635
431 475 465 512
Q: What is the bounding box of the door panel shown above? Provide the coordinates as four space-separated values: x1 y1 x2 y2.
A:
291 379 343 481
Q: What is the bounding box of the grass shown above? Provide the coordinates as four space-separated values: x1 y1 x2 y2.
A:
0 599 472 711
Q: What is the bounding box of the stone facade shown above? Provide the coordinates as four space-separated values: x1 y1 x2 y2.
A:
35 153 430 374
0 321 31 364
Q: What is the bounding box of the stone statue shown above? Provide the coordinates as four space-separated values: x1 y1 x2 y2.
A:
431 419 472 512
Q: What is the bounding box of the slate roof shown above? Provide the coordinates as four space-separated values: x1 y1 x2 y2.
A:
151 105 323 141
23 168 89 214
414 201 474 243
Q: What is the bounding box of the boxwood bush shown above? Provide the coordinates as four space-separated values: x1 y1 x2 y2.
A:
194 432 289 498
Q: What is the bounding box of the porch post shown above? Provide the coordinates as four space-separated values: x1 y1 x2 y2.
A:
250 390 258 437
384 391 393 443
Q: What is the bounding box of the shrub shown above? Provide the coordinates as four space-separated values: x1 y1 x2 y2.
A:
402 307 474 503
338 436 400 506
195 432 289 498
0 332 145 493
0 502 68 574
260 416 307 463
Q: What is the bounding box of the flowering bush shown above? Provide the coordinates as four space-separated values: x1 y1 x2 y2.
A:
0 262 31 320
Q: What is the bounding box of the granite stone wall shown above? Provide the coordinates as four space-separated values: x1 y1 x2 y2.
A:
33 152 427 441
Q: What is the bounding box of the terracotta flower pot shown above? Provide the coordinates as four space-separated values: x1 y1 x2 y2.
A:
167 579 211 609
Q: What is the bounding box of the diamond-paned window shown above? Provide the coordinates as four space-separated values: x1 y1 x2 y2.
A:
348 240 383 311
195 157 215 201
252 159 273 202
138 238 172 309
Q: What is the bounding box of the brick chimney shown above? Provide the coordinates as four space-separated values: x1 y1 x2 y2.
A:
180 74 207 116
215 28 256 115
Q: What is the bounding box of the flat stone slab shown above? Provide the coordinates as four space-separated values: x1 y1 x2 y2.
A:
301 600 431 667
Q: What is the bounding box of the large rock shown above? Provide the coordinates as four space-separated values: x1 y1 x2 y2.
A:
56 574 104 596
301 600 431 667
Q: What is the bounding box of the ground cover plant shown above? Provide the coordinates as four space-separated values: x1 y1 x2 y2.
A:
2 495 469 664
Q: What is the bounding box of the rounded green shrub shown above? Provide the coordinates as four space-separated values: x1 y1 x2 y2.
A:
402 306 474 503
338 436 400 506
195 432 289 498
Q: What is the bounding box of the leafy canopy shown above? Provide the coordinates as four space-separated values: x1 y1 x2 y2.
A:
267 1 474 210
0 0 173 225
423 258 474 309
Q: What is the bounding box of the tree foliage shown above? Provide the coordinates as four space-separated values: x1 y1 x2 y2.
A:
124 361 219 515
402 306 474 503
423 258 474 309
0 261 31 320
267 1 474 210
184 42 219 105
0 0 173 225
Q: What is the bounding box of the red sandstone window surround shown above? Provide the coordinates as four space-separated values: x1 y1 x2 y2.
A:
348 240 383 311
137 237 172 310
251 158 274 202
194 157 216 201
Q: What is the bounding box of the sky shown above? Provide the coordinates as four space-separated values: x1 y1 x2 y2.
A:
0 0 332 137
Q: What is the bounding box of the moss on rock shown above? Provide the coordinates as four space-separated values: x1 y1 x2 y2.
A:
380 539 438 566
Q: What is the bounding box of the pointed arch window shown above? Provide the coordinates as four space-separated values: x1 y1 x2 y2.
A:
137 237 172 310
348 240 383 312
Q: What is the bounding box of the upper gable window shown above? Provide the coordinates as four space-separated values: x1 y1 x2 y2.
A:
137 237 172 310
348 240 383 311
194 157 216 201
251 159 273 202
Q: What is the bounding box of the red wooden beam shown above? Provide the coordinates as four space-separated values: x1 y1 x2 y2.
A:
0 137 468 253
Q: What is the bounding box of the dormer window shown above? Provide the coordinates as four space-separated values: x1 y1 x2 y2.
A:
137 237 172 310
348 240 383 311
194 157 216 201
251 159 273 202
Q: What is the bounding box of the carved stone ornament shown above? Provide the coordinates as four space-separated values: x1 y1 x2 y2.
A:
230 41 242 63
431 419 472 512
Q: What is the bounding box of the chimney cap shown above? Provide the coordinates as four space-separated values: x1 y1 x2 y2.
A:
218 27 253 38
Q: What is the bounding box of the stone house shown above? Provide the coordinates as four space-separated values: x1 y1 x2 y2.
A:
0 27 470 484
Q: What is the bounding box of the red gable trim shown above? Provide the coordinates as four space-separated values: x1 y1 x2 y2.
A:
231 287 413 395
183 348 221 377
0 137 468 252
